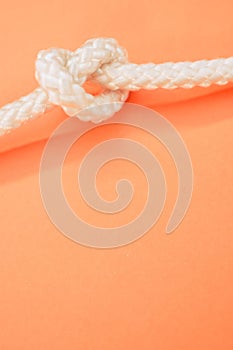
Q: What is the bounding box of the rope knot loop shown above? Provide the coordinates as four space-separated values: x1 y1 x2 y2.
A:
35 37 129 123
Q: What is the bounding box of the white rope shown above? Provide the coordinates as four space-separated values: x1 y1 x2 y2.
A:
1 37 233 135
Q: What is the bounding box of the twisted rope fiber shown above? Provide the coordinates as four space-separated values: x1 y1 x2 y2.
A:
1 37 233 135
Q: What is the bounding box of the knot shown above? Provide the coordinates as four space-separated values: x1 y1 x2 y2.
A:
35 37 129 123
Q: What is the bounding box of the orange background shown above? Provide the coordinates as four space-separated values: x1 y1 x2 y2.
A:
0 1 233 349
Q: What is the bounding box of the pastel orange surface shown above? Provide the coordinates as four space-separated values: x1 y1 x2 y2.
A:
0 1 233 349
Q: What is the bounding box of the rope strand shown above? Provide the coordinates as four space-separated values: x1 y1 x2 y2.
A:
1 37 233 135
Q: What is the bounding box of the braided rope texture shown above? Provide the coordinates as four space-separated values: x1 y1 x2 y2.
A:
1 37 233 135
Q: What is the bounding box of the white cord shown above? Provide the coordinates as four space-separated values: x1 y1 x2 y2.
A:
1 37 233 135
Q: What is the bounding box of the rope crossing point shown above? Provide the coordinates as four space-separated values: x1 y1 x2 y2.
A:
1 37 233 135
